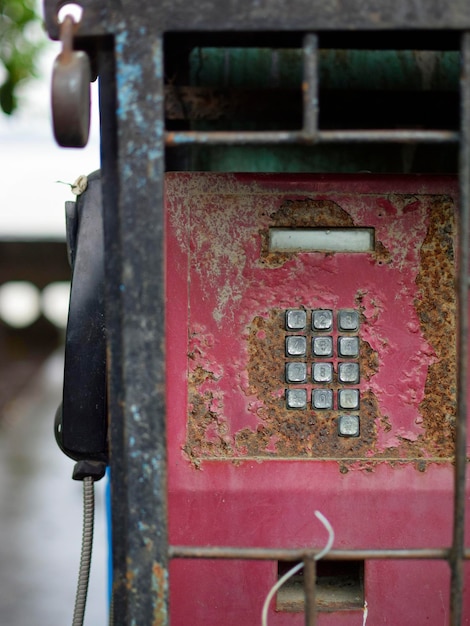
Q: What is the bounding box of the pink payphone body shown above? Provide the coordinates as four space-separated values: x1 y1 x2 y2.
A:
166 173 468 624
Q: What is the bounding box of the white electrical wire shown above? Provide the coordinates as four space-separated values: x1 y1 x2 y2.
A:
261 510 335 626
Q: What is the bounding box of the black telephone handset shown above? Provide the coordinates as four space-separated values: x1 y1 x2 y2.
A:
55 171 107 480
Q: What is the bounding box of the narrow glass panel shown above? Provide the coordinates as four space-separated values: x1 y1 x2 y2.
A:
269 228 374 252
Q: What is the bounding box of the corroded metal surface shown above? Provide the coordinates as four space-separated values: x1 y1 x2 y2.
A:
97 34 169 626
167 174 457 466
414 197 457 458
43 0 470 42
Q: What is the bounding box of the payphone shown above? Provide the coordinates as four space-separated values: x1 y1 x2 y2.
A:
56 170 468 624
165 172 466 624
44 0 470 621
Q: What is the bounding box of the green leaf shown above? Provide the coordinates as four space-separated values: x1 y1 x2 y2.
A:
0 0 44 114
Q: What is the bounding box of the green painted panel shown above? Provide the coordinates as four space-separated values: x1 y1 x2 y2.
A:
190 48 459 91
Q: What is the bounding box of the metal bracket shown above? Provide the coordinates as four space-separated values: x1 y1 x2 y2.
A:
51 14 91 148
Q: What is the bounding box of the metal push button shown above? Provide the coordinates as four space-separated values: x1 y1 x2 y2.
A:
286 388 307 409
338 414 360 437
286 335 307 357
338 362 360 384
312 336 333 357
338 309 359 332
312 389 333 410
285 362 307 383
338 389 360 410
312 309 333 331
338 336 360 358
312 362 333 383
286 309 307 330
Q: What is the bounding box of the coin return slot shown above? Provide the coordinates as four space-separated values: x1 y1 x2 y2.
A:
276 560 364 613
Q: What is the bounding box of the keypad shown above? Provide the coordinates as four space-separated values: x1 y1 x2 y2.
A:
338 414 360 437
285 335 307 357
338 309 360 331
338 388 360 410
312 336 334 357
286 388 308 410
312 389 333 410
285 362 307 383
312 362 333 383
338 362 360 384
312 309 333 331
338 336 359 358
286 309 307 330
284 307 361 437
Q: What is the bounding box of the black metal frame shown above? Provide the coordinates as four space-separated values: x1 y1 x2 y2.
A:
43 2 470 40
44 2 470 624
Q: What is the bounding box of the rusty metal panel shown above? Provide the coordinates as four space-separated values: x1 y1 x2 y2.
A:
167 173 457 467
165 172 468 625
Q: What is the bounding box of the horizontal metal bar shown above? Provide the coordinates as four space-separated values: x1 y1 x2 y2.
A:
165 129 459 146
169 545 454 561
44 0 470 41
320 129 459 143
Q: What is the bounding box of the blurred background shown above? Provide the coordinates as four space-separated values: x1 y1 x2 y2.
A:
0 1 107 623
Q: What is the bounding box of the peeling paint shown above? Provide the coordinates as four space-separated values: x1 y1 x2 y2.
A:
151 562 168 626
167 176 457 468
115 41 144 126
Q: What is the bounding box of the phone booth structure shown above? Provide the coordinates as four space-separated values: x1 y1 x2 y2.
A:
44 1 470 624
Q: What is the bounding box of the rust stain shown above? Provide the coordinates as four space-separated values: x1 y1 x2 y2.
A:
184 366 233 466
152 562 168 626
415 196 457 458
259 197 392 268
125 567 135 590
241 312 379 459
351 194 457 467
185 309 380 460
184 390 233 464
183 190 457 469
260 198 357 268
